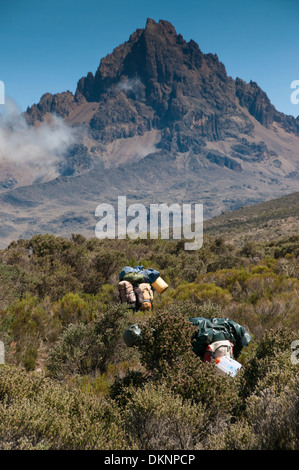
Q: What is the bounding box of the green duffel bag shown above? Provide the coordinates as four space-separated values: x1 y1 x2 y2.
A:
189 317 251 359
123 272 145 285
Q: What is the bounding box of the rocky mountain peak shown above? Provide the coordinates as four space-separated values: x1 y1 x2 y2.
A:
25 18 299 140
24 17 299 185
74 18 228 106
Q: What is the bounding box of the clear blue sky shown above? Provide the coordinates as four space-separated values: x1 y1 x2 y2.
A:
0 0 298 117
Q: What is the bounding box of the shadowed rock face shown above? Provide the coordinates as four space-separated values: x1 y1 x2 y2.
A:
1 18 299 247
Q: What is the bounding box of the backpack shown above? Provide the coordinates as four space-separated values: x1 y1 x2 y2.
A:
118 281 136 309
123 324 142 347
134 283 153 311
189 317 251 359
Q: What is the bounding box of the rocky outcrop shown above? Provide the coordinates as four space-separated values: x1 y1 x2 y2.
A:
231 138 278 162
59 144 94 176
0 175 18 192
26 91 79 124
206 152 243 172
235 78 299 133
74 18 254 144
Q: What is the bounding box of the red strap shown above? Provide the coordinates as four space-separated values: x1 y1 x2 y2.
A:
204 346 212 363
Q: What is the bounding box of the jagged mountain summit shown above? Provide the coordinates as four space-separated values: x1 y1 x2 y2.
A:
1 18 299 247
27 19 299 137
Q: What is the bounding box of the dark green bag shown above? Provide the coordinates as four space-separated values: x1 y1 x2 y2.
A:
123 272 145 285
189 317 251 359
123 324 142 347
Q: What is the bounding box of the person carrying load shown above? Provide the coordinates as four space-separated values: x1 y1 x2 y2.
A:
118 265 168 312
189 316 251 364
123 316 251 376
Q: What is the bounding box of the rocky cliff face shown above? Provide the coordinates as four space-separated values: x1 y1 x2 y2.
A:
235 78 298 133
26 91 78 123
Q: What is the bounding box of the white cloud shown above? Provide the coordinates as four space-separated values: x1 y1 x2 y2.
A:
0 98 78 181
115 77 143 98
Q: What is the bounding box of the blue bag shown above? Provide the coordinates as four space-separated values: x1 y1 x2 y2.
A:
142 268 160 284
119 265 160 284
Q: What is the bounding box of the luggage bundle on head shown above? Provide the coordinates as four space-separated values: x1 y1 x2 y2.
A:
122 271 145 285
118 265 168 312
189 317 251 360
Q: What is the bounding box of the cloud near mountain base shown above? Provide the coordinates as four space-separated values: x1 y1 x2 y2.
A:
0 98 78 182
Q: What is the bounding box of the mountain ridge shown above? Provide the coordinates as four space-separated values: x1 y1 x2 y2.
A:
204 189 299 244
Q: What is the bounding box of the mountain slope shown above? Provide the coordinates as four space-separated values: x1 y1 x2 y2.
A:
0 18 299 247
204 190 299 244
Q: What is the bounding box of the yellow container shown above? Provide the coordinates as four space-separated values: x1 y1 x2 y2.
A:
152 276 169 294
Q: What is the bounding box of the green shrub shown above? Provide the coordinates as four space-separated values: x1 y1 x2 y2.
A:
137 306 196 377
123 382 206 450
164 352 241 420
23 346 38 371
0 294 57 369
239 241 265 259
239 327 297 400
135 305 241 420
0 365 129 450
47 303 129 379
0 264 23 309
110 370 150 409
246 376 299 450
204 419 256 450
174 282 232 306
53 292 91 326
35 261 83 301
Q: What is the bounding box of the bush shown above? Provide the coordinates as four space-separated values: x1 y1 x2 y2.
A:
123 382 206 450
246 376 299 450
174 282 232 306
137 306 196 377
164 352 241 421
135 305 241 420
110 370 149 409
0 365 129 450
53 292 91 327
239 327 297 400
23 346 38 371
47 303 129 379
204 419 256 450
0 295 57 369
